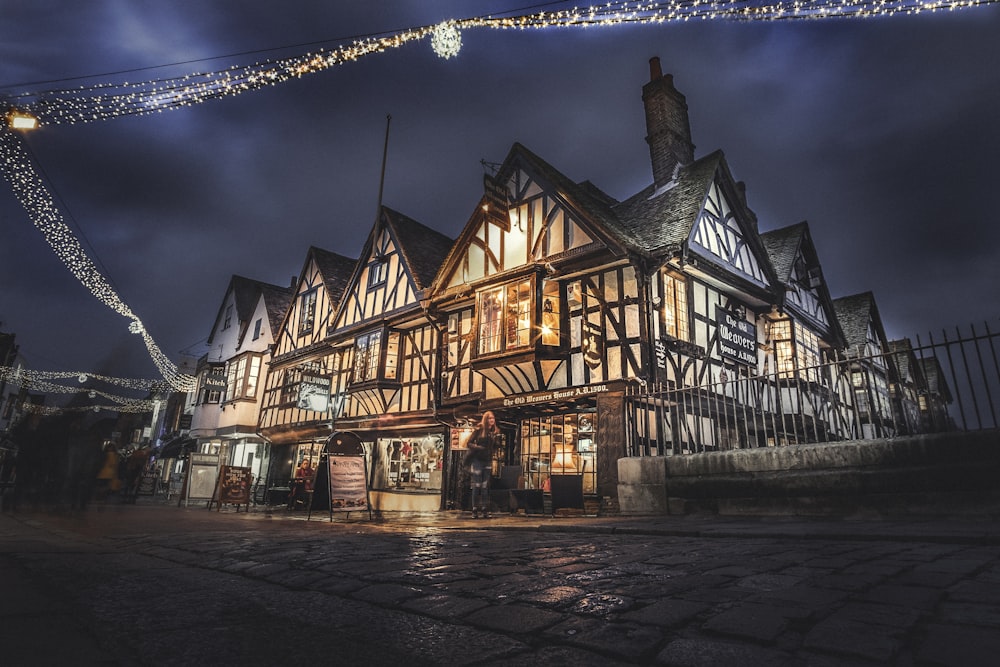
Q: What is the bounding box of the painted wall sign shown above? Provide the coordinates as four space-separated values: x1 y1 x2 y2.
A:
500 383 609 408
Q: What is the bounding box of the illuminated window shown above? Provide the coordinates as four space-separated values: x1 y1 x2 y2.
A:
354 331 382 383
477 278 559 355
662 273 689 341
771 318 820 381
225 352 263 401
541 281 561 346
352 329 401 383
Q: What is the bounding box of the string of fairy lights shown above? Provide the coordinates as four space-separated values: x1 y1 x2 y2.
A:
1 0 995 412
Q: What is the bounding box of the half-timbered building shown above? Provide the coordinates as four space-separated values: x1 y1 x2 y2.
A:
832 292 897 439
325 206 453 512
257 246 354 505
188 275 293 484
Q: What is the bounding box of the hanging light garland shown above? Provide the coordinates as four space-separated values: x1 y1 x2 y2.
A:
0 131 197 391
20 377 160 411
0 0 994 396
22 402 156 415
5 1 994 126
0 366 169 391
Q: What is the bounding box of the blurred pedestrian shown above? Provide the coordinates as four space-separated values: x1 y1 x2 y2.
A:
95 443 120 500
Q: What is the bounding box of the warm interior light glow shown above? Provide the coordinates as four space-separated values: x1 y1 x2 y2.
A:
7 111 38 130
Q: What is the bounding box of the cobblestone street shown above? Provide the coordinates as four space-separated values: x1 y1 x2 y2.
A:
2 504 999 665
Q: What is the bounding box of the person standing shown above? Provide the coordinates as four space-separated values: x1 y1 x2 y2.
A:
465 410 501 519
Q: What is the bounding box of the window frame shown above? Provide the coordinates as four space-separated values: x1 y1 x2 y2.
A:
351 327 402 385
475 275 561 358
224 351 263 403
297 288 318 335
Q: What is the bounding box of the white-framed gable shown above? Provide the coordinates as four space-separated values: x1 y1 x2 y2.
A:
689 179 769 287
333 219 419 330
238 295 276 354
443 166 602 289
784 251 830 329
274 256 333 357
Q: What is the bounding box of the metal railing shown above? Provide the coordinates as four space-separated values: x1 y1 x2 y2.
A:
625 321 1000 456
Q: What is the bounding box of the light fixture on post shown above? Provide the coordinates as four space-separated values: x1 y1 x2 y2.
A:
6 109 39 131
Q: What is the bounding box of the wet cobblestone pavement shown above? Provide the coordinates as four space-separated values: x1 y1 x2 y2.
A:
2 503 999 665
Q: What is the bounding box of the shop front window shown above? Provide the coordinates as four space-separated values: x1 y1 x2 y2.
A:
520 412 596 495
371 435 445 492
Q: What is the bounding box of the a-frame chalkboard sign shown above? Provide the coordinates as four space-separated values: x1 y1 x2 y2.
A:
307 431 372 522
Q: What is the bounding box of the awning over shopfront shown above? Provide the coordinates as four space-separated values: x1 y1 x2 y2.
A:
157 436 195 459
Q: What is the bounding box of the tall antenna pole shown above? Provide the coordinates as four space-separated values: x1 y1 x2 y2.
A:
376 114 391 220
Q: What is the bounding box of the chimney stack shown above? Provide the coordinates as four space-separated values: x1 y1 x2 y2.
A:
642 57 695 190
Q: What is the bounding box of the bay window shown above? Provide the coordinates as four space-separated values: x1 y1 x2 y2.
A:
352 328 401 384
225 352 262 402
477 277 561 356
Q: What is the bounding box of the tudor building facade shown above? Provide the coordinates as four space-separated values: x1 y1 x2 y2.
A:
236 57 950 513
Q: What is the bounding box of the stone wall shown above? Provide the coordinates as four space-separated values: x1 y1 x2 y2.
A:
617 430 1000 517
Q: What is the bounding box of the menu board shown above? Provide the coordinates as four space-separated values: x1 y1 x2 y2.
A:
327 456 368 512
216 465 252 507
186 453 220 503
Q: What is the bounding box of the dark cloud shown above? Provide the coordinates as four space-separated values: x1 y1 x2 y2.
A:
1 2 998 384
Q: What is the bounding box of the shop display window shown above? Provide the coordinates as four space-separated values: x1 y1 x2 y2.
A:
519 412 596 494
372 435 444 492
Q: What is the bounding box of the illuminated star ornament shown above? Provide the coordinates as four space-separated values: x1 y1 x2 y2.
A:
432 21 462 59
0 0 996 406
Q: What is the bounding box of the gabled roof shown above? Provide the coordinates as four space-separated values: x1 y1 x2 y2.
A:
498 143 631 252
258 283 295 340
309 245 356 308
919 357 954 403
832 291 886 352
382 206 453 291
760 221 845 346
760 221 808 284
207 275 292 345
887 338 926 386
612 150 725 255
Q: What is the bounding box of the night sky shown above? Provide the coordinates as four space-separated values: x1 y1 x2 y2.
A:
1 1 998 394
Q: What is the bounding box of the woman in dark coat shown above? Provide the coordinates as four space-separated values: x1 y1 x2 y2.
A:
466 410 501 518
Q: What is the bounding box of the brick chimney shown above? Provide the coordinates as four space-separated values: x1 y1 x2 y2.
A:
643 57 695 189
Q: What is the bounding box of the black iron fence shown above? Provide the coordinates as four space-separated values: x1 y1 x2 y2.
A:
625 321 1000 457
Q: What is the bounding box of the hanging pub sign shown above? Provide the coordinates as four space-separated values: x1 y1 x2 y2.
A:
716 305 758 366
482 173 511 230
297 374 331 412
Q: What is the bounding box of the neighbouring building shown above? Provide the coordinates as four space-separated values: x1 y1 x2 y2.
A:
188 275 294 487
257 246 355 506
